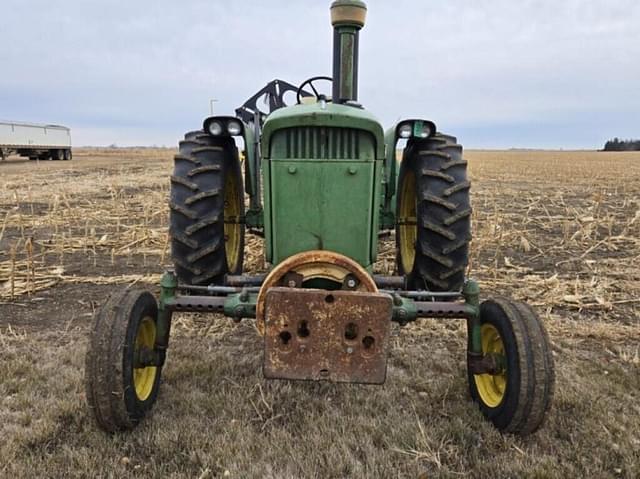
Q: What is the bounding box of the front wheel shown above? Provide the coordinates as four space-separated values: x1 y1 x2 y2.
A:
468 298 555 435
85 289 162 432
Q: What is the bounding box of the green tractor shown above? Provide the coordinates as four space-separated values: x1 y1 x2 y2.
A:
85 1 554 436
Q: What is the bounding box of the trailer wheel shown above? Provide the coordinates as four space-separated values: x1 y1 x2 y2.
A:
85 289 162 432
63 149 72 160
170 132 245 285
468 298 555 435
396 134 471 291
50 149 63 161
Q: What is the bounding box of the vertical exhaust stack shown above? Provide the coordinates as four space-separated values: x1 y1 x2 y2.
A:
330 0 367 104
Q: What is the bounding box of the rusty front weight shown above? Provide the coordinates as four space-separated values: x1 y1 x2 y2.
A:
263 287 393 384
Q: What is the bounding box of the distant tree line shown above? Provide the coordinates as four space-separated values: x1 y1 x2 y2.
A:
603 138 640 151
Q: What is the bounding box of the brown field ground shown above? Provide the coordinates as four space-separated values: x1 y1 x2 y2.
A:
0 148 639 478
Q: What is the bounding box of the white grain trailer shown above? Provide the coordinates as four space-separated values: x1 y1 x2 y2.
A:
0 121 72 161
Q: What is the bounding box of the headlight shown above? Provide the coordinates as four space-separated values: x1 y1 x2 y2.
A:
419 123 432 138
398 123 412 138
208 121 223 136
227 120 242 136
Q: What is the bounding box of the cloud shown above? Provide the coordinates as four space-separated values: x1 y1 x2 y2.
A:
1 0 638 148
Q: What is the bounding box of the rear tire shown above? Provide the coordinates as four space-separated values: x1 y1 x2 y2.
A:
85 289 162 432
51 149 63 161
170 131 245 285
63 149 72 160
396 134 471 291
468 298 555 435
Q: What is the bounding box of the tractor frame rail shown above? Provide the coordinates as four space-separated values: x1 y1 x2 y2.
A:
162 271 477 324
151 270 490 379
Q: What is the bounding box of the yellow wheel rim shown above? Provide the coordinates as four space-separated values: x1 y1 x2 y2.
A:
398 167 417 274
224 165 242 272
474 324 507 407
133 317 157 401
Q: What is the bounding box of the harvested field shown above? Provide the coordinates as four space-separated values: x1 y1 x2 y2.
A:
1 148 639 478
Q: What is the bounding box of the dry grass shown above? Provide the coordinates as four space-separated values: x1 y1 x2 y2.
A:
0 148 639 478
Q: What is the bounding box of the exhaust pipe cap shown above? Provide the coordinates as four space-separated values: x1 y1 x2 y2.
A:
331 0 367 28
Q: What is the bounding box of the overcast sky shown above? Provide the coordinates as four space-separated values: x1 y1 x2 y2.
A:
2 0 638 148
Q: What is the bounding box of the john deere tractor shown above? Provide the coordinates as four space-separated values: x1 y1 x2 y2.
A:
85 1 554 436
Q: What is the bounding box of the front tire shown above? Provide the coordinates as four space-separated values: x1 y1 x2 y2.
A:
170 131 245 285
85 289 162 432
468 298 555 435
396 134 471 291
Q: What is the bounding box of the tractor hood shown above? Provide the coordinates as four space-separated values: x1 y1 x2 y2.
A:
261 102 385 159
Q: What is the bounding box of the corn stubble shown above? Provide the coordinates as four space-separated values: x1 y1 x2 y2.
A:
0 148 639 478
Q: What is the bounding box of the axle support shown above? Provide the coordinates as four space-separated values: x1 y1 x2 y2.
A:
155 270 487 375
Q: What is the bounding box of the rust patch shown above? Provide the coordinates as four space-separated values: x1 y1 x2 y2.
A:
256 250 378 335
263 287 392 384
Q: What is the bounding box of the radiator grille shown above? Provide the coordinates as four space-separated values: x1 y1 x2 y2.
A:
282 127 362 159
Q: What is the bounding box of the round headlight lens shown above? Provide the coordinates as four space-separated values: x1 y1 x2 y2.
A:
208 121 223 136
420 123 432 138
227 120 242 136
398 123 412 139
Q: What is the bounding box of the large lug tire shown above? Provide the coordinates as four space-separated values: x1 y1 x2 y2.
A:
85 289 162 432
468 298 555 435
170 130 245 285
396 134 471 291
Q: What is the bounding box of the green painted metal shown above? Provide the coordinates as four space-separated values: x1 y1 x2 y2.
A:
158 270 177 312
382 126 399 227
238 120 265 230
268 159 378 268
369 157 385 262
337 26 357 101
462 280 482 355
391 295 417 324
383 127 398 197
412 120 424 138
270 126 375 160
379 209 395 230
241 122 257 201
262 152 273 262
261 102 385 159
224 292 257 319
156 270 178 366
331 0 366 103
245 208 263 229
261 101 386 266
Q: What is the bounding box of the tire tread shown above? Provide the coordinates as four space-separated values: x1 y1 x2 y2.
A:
396 134 472 291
